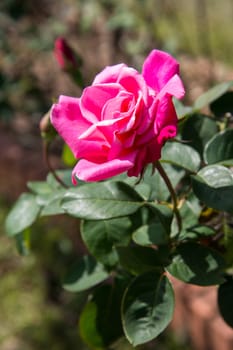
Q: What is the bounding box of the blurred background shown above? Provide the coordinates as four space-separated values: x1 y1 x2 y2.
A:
0 0 233 349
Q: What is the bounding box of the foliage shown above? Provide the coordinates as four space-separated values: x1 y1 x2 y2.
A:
5 67 233 348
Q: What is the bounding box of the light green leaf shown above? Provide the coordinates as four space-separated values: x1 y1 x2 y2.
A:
204 129 233 165
63 255 109 293
161 142 201 172
122 272 174 346
5 193 40 236
62 181 143 220
166 242 226 286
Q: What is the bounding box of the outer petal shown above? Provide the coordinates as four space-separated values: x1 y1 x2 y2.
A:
142 50 180 92
93 64 126 84
50 95 91 158
155 94 178 145
72 156 136 183
157 74 185 100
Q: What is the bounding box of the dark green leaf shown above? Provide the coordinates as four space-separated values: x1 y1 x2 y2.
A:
181 113 218 154
122 271 174 346
81 218 132 266
210 91 233 118
117 245 169 275
166 242 226 286
171 194 202 238
132 223 169 246
5 193 40 236
79 282 124 349
147 203 174 235
218 277 233 328
204 129 233 165
143 164 185 201
192 165 233 213
161 142 201 172
63 255 109 293
62 181 143 220
194 81 233 110
179 224 216 240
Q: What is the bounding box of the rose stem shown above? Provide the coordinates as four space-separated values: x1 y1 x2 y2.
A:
43 141 68 189
155 160 182 232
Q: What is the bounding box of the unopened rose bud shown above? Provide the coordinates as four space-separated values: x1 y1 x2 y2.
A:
40 109 57 141
54 37 78 71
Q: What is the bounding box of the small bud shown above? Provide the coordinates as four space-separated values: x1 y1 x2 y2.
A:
40 109 57 142
54 37 78 71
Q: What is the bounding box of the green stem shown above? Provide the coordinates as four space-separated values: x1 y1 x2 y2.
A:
43 141 68 189
155 161 182 232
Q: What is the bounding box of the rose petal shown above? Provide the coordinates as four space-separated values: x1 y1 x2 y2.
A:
93 64 126 84
142 50 180 93
157 74 185 100
80 83 122 122
72 156 136 183
50 95 91 158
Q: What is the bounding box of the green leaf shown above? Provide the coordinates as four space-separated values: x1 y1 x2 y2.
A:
143 164 185 201
81 218 132 266
27 181 53 195
192 165 233 213
173 98 193 118
15 228 31 256
161 142 201 172
171 194 202 238
166 242 226 286
62 181 143 220
179 224 216 241
122 271 174 346
62 143 76 166
117 245 169 275
132 223 169 246
194 81 233 111
5 193 40 236
39 189 67 216
63 255 109 293
79 282 125 349
204 129 233 165
46 169 74 188
218 277 233 328
147 203 174 235
181 113 218 154
210 91 233 118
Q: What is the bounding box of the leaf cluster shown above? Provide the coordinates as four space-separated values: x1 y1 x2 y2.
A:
5 81 233 348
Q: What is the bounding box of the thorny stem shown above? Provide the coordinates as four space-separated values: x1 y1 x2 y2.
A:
43 141 68 189
155 160 182 233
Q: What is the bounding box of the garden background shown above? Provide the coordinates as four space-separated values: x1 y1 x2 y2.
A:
0 0 233 349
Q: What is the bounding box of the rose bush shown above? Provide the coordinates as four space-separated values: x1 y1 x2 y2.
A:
51 50 185 184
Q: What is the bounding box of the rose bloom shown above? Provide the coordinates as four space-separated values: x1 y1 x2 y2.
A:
51 50 185 184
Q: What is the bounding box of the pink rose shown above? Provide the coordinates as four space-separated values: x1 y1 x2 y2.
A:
51 50 185 184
